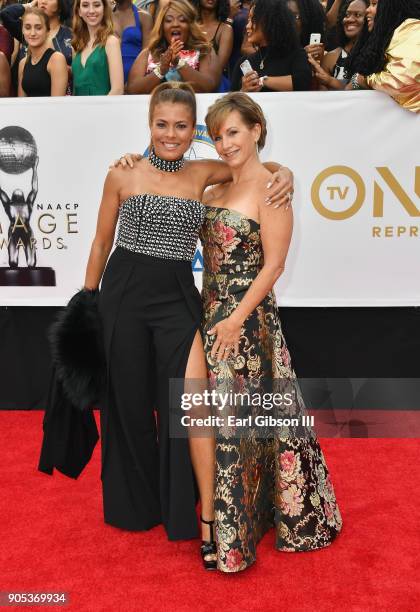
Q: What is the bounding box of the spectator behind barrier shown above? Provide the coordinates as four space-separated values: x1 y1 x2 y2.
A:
231 0 312 92
112 0 153 83
18 7 68 96
348 0 419 113
0 0 72 65
126 0 219 94
308 0 368 89
287 0 326 63
192 0 233 91
227 0 250 79
343 0 377 81
71 0 124 95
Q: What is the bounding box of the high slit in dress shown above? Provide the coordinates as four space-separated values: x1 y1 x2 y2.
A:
98 193 205 540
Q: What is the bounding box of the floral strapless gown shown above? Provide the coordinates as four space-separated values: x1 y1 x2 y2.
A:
200 206 342 573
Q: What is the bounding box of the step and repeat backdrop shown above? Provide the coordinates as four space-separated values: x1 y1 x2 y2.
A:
0 91 419 306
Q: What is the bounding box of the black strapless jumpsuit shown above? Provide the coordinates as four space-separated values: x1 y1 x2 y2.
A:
98 194 205 540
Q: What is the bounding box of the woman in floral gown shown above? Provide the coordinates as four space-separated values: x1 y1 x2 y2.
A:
201 92 342 572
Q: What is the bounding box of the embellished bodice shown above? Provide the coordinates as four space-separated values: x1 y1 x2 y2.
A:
200 206 262 275
116 194 206 261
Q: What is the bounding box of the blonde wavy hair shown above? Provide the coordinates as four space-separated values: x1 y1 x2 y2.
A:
148 0 211 61
72 0 114 53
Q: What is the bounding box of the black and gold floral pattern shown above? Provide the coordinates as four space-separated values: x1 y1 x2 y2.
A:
200 206 342 573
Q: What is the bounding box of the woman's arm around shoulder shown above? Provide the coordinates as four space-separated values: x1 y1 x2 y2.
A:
188 158 294 208
83 167 124 290
105 34 124 95
188 159 232 191
48 51 68 96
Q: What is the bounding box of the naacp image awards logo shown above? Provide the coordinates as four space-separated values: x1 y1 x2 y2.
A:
0 126 55 286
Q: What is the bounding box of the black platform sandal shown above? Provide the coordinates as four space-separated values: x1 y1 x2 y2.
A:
200 516 217 571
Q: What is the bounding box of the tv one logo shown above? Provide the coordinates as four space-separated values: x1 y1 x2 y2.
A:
311 166 420 237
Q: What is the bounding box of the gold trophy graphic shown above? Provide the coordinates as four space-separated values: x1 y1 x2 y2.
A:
0 126 56 286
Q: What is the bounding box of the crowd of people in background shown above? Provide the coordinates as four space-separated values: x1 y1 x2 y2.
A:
0 0 419 111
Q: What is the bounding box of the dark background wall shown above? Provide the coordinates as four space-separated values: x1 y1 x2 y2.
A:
1 306 419 410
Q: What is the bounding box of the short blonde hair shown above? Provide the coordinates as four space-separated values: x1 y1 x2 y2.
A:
205 92 267 151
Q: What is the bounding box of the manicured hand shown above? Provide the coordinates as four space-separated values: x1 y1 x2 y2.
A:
170 39 184 64
110 153 141 169
207 318 241 362
266 167 294 209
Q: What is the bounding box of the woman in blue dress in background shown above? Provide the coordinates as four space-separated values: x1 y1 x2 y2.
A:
112 0 152 83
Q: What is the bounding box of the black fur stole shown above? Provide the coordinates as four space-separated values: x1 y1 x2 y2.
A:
48 289 105 411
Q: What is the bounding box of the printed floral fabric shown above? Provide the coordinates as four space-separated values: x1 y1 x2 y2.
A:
200 207 342 573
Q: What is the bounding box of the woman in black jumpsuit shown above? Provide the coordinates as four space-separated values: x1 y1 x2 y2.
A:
98 194 205 540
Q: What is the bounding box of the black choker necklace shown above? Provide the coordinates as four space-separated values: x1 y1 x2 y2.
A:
148 148 185 172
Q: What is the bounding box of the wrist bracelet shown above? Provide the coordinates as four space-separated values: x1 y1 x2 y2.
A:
351 73 364 90
153 64 165 80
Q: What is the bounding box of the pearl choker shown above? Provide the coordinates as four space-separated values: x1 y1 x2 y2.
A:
148 148 185 172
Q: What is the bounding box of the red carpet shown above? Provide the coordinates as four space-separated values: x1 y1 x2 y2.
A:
0 411 419 612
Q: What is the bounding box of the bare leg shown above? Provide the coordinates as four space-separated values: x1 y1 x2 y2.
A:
184 330 216 549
